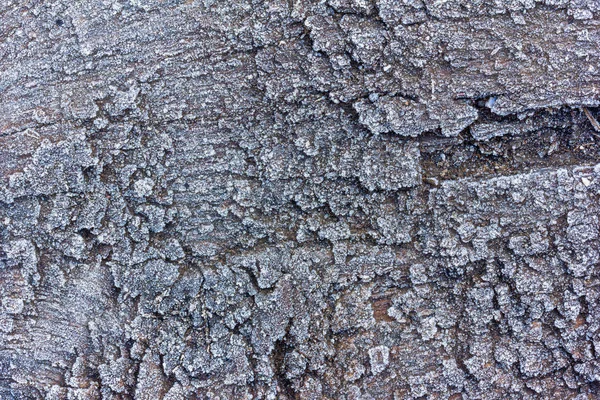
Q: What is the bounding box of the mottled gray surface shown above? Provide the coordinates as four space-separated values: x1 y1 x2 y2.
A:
1 0 600 399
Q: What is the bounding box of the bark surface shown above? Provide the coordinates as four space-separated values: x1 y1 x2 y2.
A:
1 0 600 399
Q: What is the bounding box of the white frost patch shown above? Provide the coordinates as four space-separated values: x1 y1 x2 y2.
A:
369 345 390 376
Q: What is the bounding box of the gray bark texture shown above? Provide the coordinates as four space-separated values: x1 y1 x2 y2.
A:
2 0 600 399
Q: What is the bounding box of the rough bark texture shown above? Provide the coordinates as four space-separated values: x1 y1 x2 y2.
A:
2 0 600 399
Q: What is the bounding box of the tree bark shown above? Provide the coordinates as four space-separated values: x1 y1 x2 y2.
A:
1 0 600 398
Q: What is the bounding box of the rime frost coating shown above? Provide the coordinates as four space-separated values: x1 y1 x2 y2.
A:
1 0 600 399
